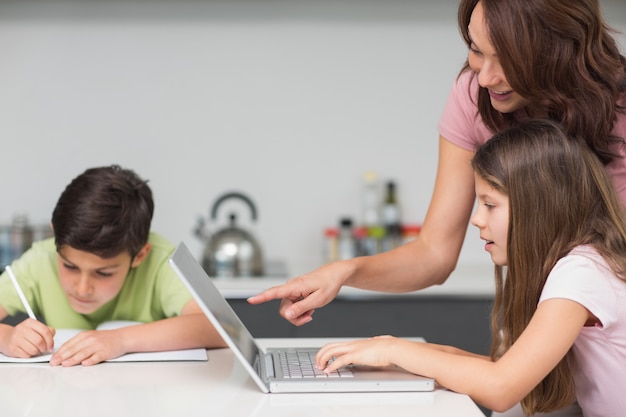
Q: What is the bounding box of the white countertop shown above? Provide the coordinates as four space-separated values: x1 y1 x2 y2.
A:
0 338 485 417
215 263 495 299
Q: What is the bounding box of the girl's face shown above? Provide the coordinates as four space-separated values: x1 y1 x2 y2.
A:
56 244 149 314
467 2 531 114
471 174 509 266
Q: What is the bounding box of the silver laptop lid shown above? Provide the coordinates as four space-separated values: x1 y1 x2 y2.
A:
168 242 269 392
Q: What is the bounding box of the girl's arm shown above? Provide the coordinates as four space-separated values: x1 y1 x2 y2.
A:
49 299 226 366
317 298 588 413
422 342 492 360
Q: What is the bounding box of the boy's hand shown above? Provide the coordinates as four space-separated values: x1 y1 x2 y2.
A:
4 318 55 358
50 330 125 367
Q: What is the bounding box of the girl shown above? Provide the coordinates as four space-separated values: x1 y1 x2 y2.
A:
315 120 626 417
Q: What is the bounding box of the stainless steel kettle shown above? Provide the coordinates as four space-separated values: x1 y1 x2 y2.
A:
195 192 264 278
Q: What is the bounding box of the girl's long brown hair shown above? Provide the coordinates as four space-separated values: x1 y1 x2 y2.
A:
458 0 626 164
472 119 626 415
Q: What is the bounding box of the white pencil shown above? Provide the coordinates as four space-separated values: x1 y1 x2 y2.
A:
5 265 37 320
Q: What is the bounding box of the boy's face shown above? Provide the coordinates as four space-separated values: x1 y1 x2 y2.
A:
56 244 150 315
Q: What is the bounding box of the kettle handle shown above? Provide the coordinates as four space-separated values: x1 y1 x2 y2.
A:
210 192 258 222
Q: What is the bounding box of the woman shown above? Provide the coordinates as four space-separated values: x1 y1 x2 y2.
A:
249 2 626 415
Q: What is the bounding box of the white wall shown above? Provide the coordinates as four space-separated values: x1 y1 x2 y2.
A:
1 0 625 276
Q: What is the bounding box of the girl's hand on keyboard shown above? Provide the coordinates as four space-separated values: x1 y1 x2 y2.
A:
315 335 396 373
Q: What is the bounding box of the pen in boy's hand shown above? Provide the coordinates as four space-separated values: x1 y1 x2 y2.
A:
5 265 37 321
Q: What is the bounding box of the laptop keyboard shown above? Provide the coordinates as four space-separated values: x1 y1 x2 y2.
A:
279 350 354 378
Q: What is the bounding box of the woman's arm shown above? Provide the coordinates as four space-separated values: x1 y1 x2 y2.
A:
248 137 477 324
346 136 478 291
317 298 588 413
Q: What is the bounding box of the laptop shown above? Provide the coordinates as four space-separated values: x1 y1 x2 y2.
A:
168 242 435 393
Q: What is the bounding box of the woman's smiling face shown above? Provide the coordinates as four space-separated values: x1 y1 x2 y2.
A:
467 1 531 114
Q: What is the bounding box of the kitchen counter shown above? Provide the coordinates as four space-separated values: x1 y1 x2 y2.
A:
214 263 495 299
0 338 486 417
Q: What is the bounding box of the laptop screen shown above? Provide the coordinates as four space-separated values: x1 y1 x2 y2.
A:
169 242 261 368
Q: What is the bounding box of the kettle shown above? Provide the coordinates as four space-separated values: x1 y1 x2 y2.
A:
195 192 264 278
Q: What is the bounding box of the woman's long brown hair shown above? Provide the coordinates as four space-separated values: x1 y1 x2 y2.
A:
472 119 626 415
458 0 626 164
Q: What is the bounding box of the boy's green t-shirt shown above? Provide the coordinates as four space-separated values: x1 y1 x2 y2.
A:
0 232 192 329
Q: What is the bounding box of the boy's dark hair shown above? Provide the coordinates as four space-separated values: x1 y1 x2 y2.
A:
51 165 154 258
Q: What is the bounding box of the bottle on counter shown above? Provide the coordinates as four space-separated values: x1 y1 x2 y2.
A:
362 225 385 256
337 217 357 260
361 171 384 256
322 227 339 264
381 180 402 252
361 171 381 229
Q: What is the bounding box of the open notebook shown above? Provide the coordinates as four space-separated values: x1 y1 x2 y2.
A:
0 320 207 363
169 242 435 393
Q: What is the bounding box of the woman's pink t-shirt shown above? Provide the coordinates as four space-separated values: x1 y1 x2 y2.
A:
437 70 626 206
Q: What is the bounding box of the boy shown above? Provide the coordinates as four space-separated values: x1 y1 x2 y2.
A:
0 165 224 366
